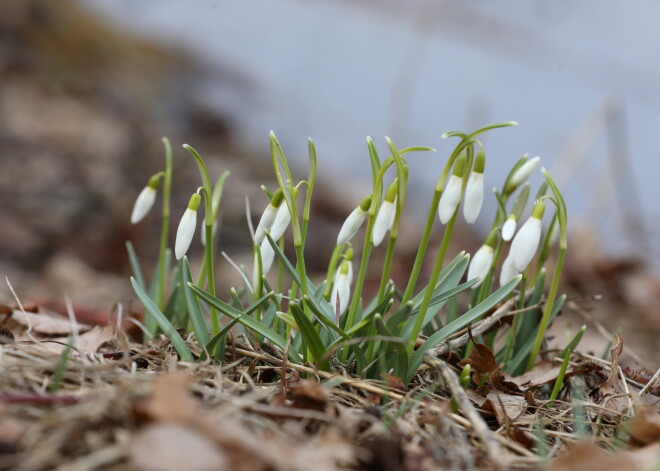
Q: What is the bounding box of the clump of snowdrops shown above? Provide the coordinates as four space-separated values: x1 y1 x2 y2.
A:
127 122 572 382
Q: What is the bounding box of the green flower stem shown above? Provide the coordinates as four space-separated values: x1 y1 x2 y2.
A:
323 245 344 298
400 138 473 304
526 170 567 371
183 145 219 335
408 210 458 352
377 235 397 301
157 138 172 309
205 223 219 334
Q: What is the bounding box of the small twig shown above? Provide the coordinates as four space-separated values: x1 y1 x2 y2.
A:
424 355 505 470
637 367 660 398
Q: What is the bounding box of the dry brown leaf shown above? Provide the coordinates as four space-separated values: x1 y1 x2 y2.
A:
460 343 497 384
40 324 115 355
289 379 329 411
508 360 594 390
11 309 91 335
142 371 199 424
381 373 408 392
550 441 660 471
130 423 228 471
629 406 660 446
479 391 528 425
597 335 630 417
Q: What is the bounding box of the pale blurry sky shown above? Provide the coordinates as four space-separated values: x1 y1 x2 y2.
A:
81 0 660 265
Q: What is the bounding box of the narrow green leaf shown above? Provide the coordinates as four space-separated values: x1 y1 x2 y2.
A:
189 283 290 355
131 277 194 363
290 302 329 369
201 317 241 361
181 258 211 349
126 241 145 289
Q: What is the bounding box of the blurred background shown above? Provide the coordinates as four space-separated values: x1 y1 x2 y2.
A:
0 0 658 363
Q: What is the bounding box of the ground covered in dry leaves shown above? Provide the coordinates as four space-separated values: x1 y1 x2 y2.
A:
0 301 658 471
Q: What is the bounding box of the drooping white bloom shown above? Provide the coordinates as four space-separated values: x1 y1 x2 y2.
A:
463 172 484 224
175 193 201 260
337 207 368 246
268 202 291 241
499 254 519 287
467 244 494 289
131 176 159 224
254 203 279 244
438 175 463 224
510 201 545 271
502 215 517 242
372 200 395 247
330 261 352 318
505 156 540 194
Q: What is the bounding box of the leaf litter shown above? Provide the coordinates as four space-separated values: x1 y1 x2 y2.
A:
0 302 658 470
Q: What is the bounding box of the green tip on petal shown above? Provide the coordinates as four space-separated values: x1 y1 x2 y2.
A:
474 148 485 173
188 193 201 211
385 179 398 202
532 200 545 219
359 194 373 211
270 188 284 207
452 152 467 177
147 174 162 189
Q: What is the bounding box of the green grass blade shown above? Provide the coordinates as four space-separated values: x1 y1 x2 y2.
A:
131 277 194 362
201 317 241 361
290 302 329 369
189 284 290 354
126 241 145 289
181 258 211 350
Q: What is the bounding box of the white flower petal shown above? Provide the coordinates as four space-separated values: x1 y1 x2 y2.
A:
499 254 519 287
175 208 197 260
337 207 367 246
463 172 484 224
131 186 157 224
502 216 517 242
259 238 276 275
254 204 279 244
372 200 395 247
331 265 351 317
468 245 493 289
509 156 540 188
269 203 291 241
387 197 397 230
510 216 542 271
438 175 463 224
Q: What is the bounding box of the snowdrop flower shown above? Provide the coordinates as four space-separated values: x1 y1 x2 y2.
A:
130 174 160 224
438 152 466 224
337 195 372 246
504 156 540 195
463 149 485 224
372 180 398 247
268 200 292 242
254 189 284 244
467 231 496 289
510 201 545 271
175 193 201 260
330 260 352 318
499 254 519 287
501 214 517 242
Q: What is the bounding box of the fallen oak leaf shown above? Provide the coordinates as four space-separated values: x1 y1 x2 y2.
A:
628 406 660 446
